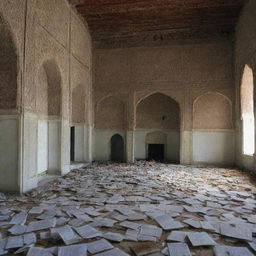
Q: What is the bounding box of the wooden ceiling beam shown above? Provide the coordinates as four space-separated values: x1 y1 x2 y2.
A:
92 24 234 40
76 0 244 15
69 0 245 46
87 17 237 33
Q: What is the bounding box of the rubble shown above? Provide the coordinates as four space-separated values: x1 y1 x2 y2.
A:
0 161 255 255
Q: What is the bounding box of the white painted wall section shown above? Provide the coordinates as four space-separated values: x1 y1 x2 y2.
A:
37 120 48 174
0 117 19 192
134 130 180 162
192 131 235 165
74 125 85 162
48 121 61 173
94 129 125 161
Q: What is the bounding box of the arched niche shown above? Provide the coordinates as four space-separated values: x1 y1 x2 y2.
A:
37 59 62 117
72 84 85 124
0 19 18 109
135 93 180 163
193 92 233 130
136 92 180 130
70 84 86 163
192 92 234 165
37 59 62 175
111 134 125 162
241 65 255 155
96 96 126 130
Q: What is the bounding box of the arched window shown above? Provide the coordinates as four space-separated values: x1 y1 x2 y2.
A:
241 65 255 155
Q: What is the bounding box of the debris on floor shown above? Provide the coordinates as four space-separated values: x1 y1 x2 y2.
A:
0 161 256 255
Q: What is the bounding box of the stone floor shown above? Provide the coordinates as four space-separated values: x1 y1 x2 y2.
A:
1 162 256 256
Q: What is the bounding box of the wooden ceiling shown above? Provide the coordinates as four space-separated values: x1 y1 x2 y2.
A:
70 0 245 47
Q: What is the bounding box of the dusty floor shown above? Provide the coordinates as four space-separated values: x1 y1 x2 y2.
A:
1 162 256 255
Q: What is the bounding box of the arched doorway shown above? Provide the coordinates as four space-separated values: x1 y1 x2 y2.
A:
71 84 86 162
37 59 62 174
135 93 180 163
111 134 124 162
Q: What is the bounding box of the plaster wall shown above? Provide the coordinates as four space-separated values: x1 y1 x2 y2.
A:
0 1 25 193
37 120 48 174
74 125 85 162
48 120 61 174
0 0 93 193
134 130 180 162
192 131 235 166
235 0 256 172
93 129 126 161
0 116 19 192
94 39 235 165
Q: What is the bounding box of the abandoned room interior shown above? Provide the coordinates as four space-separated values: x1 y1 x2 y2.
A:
0 0 256 255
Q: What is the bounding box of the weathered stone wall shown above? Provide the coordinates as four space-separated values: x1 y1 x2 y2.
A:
94 40 234 130
70 12 92 125
0 0 25 114
193 92 233 130
23 0 92 122
235 0 256 171
94 39 235 165
95 96 126 130
0 0 92 192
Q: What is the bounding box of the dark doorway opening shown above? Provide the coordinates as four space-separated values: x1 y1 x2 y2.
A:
111 134 124 162
70 127 75 161
148 144 164 162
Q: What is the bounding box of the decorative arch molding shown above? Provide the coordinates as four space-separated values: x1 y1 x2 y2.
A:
96 94 126 112
135 90 183 108
193 91 232 109
193 91 233 130
95 95 126 129
135 92 181 131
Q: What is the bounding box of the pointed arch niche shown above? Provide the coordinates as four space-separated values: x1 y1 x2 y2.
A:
94 95 126 161
135 92 180 163
37 59 62 175
192 92 234 165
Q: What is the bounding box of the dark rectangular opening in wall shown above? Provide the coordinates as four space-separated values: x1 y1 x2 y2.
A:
148 144 164 162
70 127 75 162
